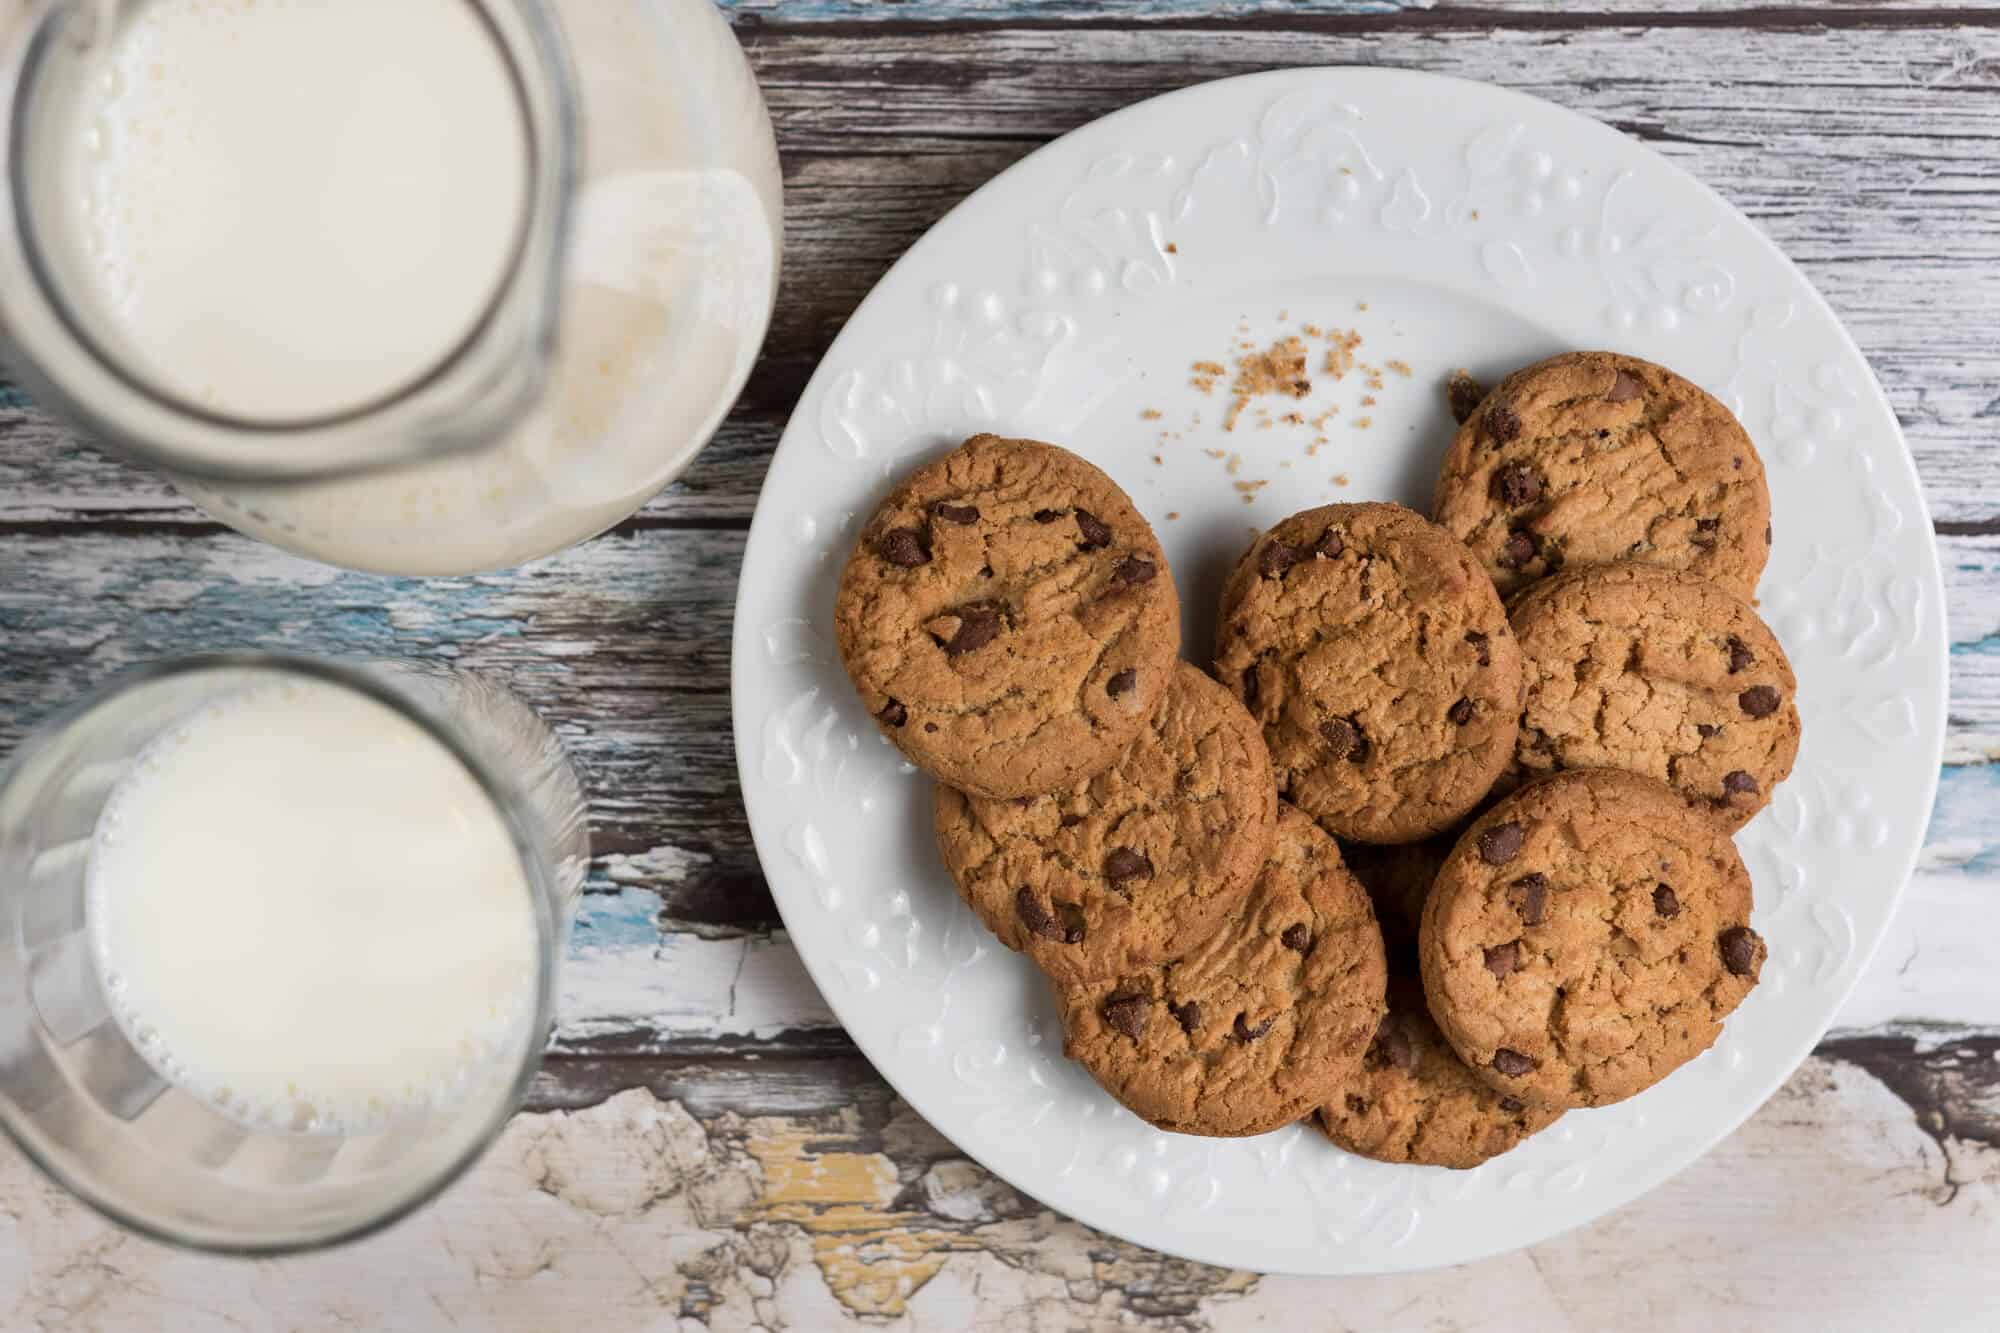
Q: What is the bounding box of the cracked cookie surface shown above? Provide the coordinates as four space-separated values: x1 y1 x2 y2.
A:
1319 977 1562 1168
1215 502 1521 844
1419 770 1765 1111
934 662 1277 986
1054 803 1388 1137
1509 564 1800 830
1432 351 1771 599
834 434 1180 798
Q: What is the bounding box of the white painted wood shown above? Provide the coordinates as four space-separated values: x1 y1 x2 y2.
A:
2 1056 1992 1330
1 4 1996 1320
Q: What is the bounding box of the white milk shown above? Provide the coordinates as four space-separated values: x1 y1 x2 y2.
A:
48 0 782 574
60 0 530 421
86 680 540 1135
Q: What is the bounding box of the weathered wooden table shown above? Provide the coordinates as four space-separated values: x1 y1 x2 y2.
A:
3 2 1996 1327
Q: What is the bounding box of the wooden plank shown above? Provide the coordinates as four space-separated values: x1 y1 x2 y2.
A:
3 21 1999 528
0 525 1989 1052
2 1030 1993 1328
722 1 2000 23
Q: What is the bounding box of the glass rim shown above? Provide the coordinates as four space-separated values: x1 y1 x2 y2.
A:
0 650 565 1257
0 0 580 483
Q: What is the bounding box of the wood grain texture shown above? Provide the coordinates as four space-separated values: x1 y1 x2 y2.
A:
1 3 1996 1325
3 1042 1995 1330
6 21 2000 529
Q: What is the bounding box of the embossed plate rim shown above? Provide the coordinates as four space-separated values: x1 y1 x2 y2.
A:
732 67 1947 1274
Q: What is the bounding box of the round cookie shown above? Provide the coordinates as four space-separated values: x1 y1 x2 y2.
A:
1214 502 1521 844
1432 351 1772 599
935 663 1277 986
1419 770 1766 1111
834 434 1181 799
1055 804 1388 1137
1319 978 1562 1169
1509 564 1800 830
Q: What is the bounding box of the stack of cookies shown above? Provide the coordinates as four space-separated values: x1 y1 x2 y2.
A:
832 350 1800 1171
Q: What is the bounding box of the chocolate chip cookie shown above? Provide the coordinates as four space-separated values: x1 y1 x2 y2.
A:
1214 502 1521 844
1419 770 1765 1110
1509 564 1800 830
934 663 1277 986
1319 978 1562 1169
1432 352 1771 599
1055 803 1388 1136
834 434 1181 798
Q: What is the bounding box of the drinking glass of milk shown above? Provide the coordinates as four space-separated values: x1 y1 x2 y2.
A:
0 655 589 1251
0 0 781 574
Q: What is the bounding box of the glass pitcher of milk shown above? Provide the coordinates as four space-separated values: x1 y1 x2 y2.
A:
0 0 781 574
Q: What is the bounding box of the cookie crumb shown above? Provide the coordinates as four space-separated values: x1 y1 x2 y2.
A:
1166 510 1180 520
1140 409 1162 421
1387 359 1412 378
1165 242 1179 254
1334 473 1350 487
1354 417 1373 430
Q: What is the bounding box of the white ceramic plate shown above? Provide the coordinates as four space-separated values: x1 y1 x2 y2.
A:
731 69 1946 1274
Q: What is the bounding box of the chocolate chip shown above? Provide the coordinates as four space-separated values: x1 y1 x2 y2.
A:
1106 668 1138 699
1466 630 1492 667
1059 812 1084 828
1483 940 1520 978
1033 508 1064 524
1492 1048 1535 1077
1075 509 1112 549
1514 873 1550 926
1739 685 1781 718
1696 723 1721 739
1726 636 1756 674
877 699 908 728
1691 529 1717 550
1485 404 1522 443
1696 517 1721 532
1478 822 1525 866
1345 1094 1369 1115
1653 884 1681 919
1111 557 1157 586
1447 369 1486 424
1448 697 1475 725
1258 540 1301 579
1320 715 1369 763
1014 888 1080 944
1607 369 1644 402
1376 1017 1414 1072
1281 923 1312 953
1765 521 1773 545
941 601 1004 656
1498 529 1537 570
1492 462 1544 507
1723 770 1759 796
1168 999 1202 1033
1232 1013 1275 1043
1719 926 1761 977
1241 665 1260 712
878 527 931 567
1499 1097 1525 1113
1104 848 1153 887
1314 528 1345 560
923 722 939 733
931 501 980 525
1102 995 1149 1039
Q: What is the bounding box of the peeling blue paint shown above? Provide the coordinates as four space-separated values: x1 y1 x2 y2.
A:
1926 763 2000 876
